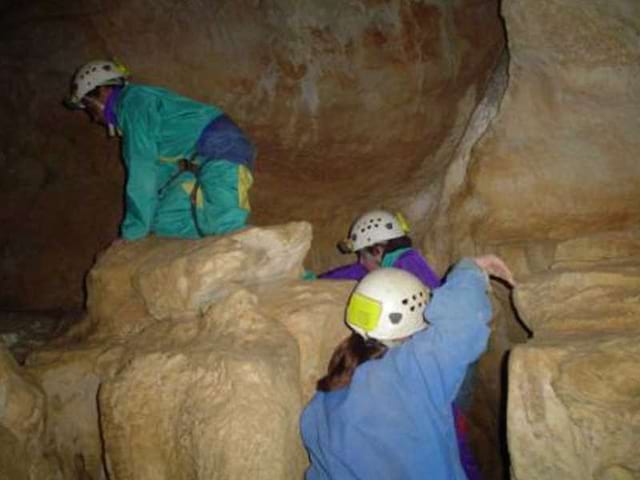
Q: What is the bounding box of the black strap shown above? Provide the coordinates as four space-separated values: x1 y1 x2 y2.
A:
189 175 206 238
157 158 199 196
156 155 207 238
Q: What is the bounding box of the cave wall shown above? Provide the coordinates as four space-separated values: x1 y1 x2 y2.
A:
426 0 640 270
421 1 640 478
421 1 640 477
0 0 504 311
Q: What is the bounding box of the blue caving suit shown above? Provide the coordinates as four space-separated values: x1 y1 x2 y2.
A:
113 84 255 240
300 259 492 480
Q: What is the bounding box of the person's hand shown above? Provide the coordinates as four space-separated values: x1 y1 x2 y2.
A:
360 253 379 272
473 254 515 287
359 247 383 272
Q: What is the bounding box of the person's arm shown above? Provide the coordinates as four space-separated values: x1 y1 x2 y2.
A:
318 262 369 281
393 249 442 289
385 258 500 408
119 93 161 241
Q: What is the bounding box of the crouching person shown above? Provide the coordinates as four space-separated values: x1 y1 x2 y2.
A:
65 59 255 244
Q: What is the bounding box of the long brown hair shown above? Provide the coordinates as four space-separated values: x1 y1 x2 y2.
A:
317 333 388 392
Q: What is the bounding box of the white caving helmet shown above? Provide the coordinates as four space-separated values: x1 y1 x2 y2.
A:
65 59 130 109
340 209 410 253
346 268 430 347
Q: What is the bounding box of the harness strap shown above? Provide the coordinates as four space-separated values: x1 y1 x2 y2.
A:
157 155 207 238
157 157 200 196
189 174 206 238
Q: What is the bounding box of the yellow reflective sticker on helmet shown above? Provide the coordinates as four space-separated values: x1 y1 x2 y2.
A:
347 293 382 333
395 212 411 233
112 57 130 76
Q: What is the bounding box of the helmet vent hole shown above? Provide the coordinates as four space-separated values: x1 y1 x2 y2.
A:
402 299 408 305
412 295 416 300
389 312 403 324
385 222 393 229
410 306 415 312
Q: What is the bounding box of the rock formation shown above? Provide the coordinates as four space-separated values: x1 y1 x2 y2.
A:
508 230 640 480
1 0 639 478
0 343 60 480
422 0 640 477
5 223 351 479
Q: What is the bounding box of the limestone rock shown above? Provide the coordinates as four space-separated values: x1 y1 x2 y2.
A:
26 342 126 480
513 260 640 335
99 290 305 479
257 279 352 402
0 343 61 480
25 239 351 479
552 229 640 268
433 0 640 264
98 284 350 480
135 223 312 320
509 250 640 479
86 223 311 334
508 334 640 480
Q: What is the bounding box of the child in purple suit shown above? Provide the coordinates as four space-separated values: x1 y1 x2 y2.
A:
319 209 440 289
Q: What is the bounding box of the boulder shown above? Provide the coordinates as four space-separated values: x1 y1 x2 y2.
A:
100 290 306 479
514 261 640 335
86 223 311 335
23 223 352 479
508 333 640 480
508 251 640 478
0 343 61 480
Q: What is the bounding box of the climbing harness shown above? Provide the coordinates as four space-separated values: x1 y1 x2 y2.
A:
157 156 208 237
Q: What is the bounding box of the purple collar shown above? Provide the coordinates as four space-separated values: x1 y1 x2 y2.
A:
103 86 123 127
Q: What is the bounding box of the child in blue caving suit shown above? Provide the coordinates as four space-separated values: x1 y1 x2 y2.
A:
309 209 480 479
301 255 515 480
65 59 254 243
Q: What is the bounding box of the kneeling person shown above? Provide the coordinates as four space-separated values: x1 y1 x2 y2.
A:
65 59 255 242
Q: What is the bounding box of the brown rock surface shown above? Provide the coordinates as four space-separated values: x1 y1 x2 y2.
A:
100 290 306 479
508 333 640 480
16 223 351 479
0 0 504 311
86 222 311 330
514 261 640 335
508 235 640 477
427 0 640 273
0 343 61 480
